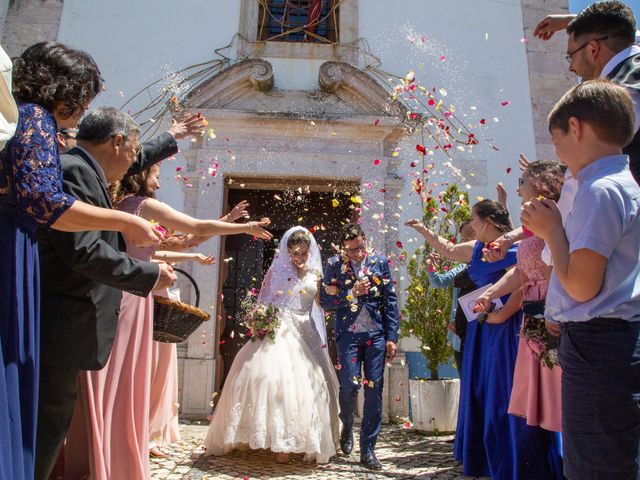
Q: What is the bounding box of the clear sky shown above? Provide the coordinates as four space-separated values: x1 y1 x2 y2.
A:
569 0 640 16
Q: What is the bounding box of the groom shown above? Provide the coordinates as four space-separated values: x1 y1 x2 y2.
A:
320 223 399 470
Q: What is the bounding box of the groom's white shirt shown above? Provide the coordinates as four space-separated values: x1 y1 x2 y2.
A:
350 258 380 333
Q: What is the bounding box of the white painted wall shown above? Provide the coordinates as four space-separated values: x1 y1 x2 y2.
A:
57 0 243 209
56 1 539 359
56 0 537 219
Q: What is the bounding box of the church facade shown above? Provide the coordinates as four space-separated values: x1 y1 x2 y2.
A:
1 0 574 418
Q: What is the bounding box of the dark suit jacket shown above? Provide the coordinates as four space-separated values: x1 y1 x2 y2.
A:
38 134 177 370
320 253 399 342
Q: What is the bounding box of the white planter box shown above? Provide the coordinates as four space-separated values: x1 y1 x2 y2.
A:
410 378 460 433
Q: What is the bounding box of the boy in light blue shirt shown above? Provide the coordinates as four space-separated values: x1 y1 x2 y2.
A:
522 79 640 480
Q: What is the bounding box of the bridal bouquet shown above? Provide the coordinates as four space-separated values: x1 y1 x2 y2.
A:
246 303 280 343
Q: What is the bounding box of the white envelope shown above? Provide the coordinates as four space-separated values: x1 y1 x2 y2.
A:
457 283 504 323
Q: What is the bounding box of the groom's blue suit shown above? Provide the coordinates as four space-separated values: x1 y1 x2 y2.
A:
320 253 399 455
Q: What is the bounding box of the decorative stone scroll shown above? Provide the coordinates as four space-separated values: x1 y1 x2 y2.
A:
318 61 403 117
186 58 274 109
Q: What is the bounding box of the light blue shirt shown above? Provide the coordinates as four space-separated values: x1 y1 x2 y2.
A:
427 263 466 351
546 155 640 323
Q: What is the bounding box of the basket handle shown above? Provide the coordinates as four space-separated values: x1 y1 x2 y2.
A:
173 267 201 308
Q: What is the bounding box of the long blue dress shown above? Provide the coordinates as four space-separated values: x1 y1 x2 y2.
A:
0 104 75 480
453 241 562 480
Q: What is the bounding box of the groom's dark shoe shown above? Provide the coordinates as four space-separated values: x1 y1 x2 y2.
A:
360 451 382 470
339 428 354 455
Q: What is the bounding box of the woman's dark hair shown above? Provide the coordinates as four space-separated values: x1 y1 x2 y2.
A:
473 199 512 233
12 41 103 118
109 166 156 205
341 223 365 244
287 230 311 249
524 160 566 202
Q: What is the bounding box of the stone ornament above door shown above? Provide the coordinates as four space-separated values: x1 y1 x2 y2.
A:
185 58 403 123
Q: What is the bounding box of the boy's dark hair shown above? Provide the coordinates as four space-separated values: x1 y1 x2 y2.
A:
548 79 634 147
567 1 636 52
341 223 365 243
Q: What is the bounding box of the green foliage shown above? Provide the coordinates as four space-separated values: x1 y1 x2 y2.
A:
401 184 470 380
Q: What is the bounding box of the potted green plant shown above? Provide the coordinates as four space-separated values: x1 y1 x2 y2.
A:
401 183 470 433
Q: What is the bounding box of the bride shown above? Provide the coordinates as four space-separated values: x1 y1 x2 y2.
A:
203 226 340 464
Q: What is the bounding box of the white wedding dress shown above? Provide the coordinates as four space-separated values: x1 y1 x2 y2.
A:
203 250 340 463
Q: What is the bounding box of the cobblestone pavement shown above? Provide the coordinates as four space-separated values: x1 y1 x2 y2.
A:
150 422 490 480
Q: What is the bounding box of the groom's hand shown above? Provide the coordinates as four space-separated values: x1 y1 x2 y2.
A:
386 341 397 362
324 284 339 296
353 279 370 296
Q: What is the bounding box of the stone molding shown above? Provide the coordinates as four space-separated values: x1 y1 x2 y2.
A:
1 0 64 56
185 58 274 109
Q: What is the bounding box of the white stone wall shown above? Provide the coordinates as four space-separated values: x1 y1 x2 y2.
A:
1 0 65 56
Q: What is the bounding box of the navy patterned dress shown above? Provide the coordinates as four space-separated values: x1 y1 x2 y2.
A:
0 103 75 480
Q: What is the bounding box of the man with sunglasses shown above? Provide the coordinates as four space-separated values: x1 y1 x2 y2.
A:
320 223 399 470
534 1 640 182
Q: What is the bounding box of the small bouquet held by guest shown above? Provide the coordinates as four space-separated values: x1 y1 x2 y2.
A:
521 302 559 369
245 303 280 342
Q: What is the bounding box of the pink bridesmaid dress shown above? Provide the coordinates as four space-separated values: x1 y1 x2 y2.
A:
149 290 181 450
66 196 155 479
508 236 563 432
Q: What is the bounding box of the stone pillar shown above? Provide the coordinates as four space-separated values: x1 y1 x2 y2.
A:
520 0 575 161
1 0 65 56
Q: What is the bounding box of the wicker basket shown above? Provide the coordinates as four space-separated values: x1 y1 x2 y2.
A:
153 267 210 343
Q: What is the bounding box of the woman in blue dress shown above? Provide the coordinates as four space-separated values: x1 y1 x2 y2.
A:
407 199 562 480
0 42 161 480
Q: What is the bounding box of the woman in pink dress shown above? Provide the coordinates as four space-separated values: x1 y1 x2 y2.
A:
145 176 251 458
66 164 271 480
475 159 565 433
147 255 214 459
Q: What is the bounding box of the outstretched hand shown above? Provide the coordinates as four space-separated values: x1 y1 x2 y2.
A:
168 113 207 140
247 220 273 241
533 14 574 41
226 200 250 222
194 254 216 265
484 235 512 262
496 182 507 208
405 219 424 230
